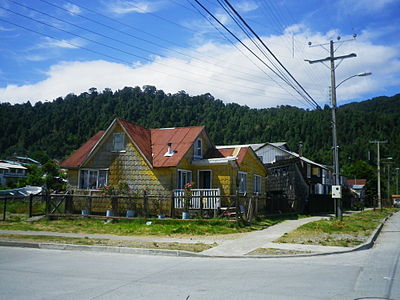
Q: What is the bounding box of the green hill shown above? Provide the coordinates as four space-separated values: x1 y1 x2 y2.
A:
0 86 398 168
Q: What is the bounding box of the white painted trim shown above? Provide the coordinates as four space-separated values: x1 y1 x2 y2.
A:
193 137 203 159
238 171 247 193
177 169 192 189
253 174 261 194
78 168 109 189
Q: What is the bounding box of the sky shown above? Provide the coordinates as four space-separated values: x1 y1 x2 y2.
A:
0 0 399 109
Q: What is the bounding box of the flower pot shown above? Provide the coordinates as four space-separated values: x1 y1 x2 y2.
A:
106 209 113 217
182 211 190 219
126 210 136 218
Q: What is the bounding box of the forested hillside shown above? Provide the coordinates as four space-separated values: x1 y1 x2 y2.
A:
0 86 399 168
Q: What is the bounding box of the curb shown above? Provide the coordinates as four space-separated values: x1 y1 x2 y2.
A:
0 214 391 259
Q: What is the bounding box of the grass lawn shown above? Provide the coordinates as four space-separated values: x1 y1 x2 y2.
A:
275 208 398 247
0 214 307 237
0 234 215 252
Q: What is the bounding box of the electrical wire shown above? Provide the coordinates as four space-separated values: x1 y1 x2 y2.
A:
220 0 321 109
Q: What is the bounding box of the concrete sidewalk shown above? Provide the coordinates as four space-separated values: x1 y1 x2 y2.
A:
0 211 388 258
200 216 341 256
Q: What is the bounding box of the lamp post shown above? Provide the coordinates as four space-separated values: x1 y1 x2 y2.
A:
330 72 372 219
305 36 372 220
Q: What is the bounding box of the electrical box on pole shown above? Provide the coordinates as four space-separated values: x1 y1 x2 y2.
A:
332 185 342 199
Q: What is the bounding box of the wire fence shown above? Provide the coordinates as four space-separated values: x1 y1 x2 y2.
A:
1 194 46 221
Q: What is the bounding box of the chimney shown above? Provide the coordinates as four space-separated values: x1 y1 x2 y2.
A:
164 142 174 157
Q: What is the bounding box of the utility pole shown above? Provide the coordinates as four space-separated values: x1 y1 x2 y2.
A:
305 37 357 221
382 158 394 206
396 167 399 195
370 140 388 209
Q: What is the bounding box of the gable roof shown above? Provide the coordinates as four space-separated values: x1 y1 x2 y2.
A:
60 130 105 168
151 126 204 167
61 119 205 169
252 142 330 170
118 118 153 165
213 146 249 165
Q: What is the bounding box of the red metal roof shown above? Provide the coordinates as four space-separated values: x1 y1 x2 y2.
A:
61 119 205 168
347 179 367 186
118 118 153 165
60 130 105 168
207 147 249 165
151 126 204 167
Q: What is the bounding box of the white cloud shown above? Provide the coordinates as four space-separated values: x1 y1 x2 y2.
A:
63 3 82 15
0 26 14 31
235 1 259 13
0 27 398 108
36 37 85 49
105 0 162 14
24 54 48 62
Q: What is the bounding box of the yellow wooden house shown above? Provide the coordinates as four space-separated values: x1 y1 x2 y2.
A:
61 118 267 208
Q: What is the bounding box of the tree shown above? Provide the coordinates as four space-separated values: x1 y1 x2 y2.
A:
342 160 377 201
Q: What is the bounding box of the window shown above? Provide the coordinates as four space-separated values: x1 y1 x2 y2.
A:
238 172 247 193
253 175 261 194
79 169 108 189
113 133 125 152
177 169 192 189
312 167 320 177
193 138 202 158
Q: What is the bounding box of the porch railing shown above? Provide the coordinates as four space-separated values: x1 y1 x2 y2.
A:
173 188 221 209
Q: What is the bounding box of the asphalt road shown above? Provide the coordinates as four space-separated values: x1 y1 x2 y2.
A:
1 212 399 300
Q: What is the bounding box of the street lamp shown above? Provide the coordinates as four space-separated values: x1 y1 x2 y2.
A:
331 72 372 220
336 72 372 89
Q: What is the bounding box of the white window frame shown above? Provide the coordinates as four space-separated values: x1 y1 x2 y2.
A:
177 169 192 189
238 171 247 193
112 132 125 152
253 174 261 194
79 169 109 190
193 138 203 159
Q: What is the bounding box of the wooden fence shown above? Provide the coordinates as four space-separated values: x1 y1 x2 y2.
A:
40 191 268 222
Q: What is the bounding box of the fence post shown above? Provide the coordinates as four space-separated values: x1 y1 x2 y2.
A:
2 198 6 221
111 196 118 216
45 192 49 215
29 194 33 218
200 193 204 218
143 190 148 217
170 191 175 218
235 193 240 223
64 194 72 214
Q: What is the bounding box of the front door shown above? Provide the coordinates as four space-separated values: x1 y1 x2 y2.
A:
198 170 211 189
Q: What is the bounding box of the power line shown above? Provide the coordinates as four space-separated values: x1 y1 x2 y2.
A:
221 0 320 109
34 0 286 87
195 0 319 109
186 0 310 107
0 17 284 101
1 5 286 97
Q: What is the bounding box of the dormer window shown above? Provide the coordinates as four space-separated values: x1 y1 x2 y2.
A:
194 138 202 159
113 133 125 152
